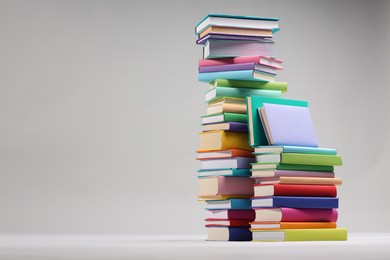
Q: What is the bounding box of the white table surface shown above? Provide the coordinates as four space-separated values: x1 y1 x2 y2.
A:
0 233 389 260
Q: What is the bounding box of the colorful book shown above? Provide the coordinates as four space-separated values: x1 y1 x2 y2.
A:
253 176 342 185
202 122 248 132
199 157 256 170
259 103 318 147
197 149 254 160
250 222 337 230
252 228 348 241
199 69 276 83
203 39 274 59
207 227 252 241
211 79 287 92
196 14 279 34
253 184 337 197
247 96 308 147
253 208 338 222
207 209 255 220
251 196 339 209
198 26 273 39
254 145 337 155
206 87 282 103
205 219 251 227
198 130 252 151
201 112 247 124
207 101 247 115
251 169 335 178
206 199 252 210
199 63 278 75
254 153 342 166
251 162 334 172
199 56 283 69
197 33 271 45
198 176 254 199
198 168 251 177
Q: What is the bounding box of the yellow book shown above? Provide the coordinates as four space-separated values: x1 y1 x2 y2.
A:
198 130 252 151
252 228 348 241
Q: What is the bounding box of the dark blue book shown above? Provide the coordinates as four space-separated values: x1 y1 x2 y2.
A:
202 122 248 132
207 227 252 241
206 199 252 210
251 196 339 209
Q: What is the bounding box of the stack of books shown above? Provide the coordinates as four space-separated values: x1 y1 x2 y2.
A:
195 14 285 241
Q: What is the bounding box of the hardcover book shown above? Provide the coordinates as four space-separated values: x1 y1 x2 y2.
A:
199 157 256 170
250 169 335 178
206 86 282 103
250 222 337 230
211 79 287 91
252 176 342 185
205 199 252 210
198 168 251 177
199 69 276 83
254 153 343 166
202 122 248 132
201 112 247 124
207 209 255 220
199 56 283 69
198 130 252 151
251 196 339 209
207 227 252 241
196 149 254 160
253 207 338 222
254 145 337 155
252 228 348 241
198 176 254 199
253 183 337 197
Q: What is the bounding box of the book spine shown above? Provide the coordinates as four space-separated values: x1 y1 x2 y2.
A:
199 70 257 83
199 63 255 73
284 228 348 241
273 196 339 209
281 208 338 222
214 87 282 100
272 184 337 197
224 113 248 123
214 79 288 91
281 153 343 166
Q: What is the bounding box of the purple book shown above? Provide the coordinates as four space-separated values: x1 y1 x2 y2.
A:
202 122 248 132
197 33 272 45
198 62 277 74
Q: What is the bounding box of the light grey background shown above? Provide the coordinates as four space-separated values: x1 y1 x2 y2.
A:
0 0 388 235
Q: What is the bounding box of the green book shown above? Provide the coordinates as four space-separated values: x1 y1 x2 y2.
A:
281 153 342 166
206 87 282 103
201 113 247 124
211 79 288 92
247 96 308 147
251 162 334 172
252 228 348 242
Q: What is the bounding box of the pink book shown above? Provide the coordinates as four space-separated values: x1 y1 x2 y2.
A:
198 55 283 69
198 176 254 198
254 208 338 222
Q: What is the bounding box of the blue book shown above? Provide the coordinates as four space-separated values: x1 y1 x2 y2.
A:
254 146 337 155
198 168 251 177
202 122 248 132
252 196 339 209
199 69 276 83
206 199 252 210
208 227 252 241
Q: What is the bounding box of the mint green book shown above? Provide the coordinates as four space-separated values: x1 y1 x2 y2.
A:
252 228 348 242
201 113 247 124
247 96 308 147
206 87 282 103
281 153 343 166
211 79 288 92
254 145 337 155
251 162 334 172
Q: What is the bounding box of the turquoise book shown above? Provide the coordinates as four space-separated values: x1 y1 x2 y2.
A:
199 70 276 83
247 96 308 147
206 87 282 103
254 146 337 155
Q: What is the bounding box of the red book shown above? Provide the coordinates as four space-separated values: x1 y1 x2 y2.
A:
207 209 255 220
198 55 283 69
253 183 337 198
205 219 250 227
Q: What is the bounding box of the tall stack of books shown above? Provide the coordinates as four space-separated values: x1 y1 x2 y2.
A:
195 14 347 242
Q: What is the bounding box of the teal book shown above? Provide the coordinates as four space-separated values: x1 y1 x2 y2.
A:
198 168 251 177
247 96 308 147
251 162 334 172
254 146 337 155
206 87 282 103
199 70 276 83
202 113 247 124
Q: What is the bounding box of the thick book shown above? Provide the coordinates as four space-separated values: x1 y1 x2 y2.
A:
250 222 337 230
199 56 283 69
207 209 255 220
196 149 254 160
252 176 342 185
252 228 348 241
205 199 252 210
195 14 279 35
199 69 276 83
259 103 318 147
205 219 251 227
251 196 339 209
251 162 334 172
198 130 252 151
201 112 247 124
199 26 273 39
255 153 343 166
207 227 252 241
207 101 247 115
197 33 271 45
254 145 337 155
199 63 278 75
206 86 282 103
202 122 248 132
198 168 251 177
251 169 335 178
247 96 308 147
198 176 254 199
203 39 274 59
253 208 338 222
199 157 256 170
253 184 337 197
212 79 287 92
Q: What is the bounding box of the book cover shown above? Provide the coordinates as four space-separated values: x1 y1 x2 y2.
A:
247 96 308 147
207 209 255 220
253 183 337 197
206 87 282 103
281 153 343 166
199 69 276 83
198 176 254 198
254 145 337 155
198 26 273 39
252 228 348 241
253 208 338 222
205 219 251 227
260 103 318 147
198 130 252 151
202 122 248 132
206 199 252 210
250 221 337 230
251 196 339 209
199 56 283 69
199 157 256 170
252 176 342 185
196 149 254 160
207 102 247 115
201 112 247 124
199 63 278 74
212 79 287 92
250 169 335 178
251 162 334 172
207 227 252 241
197 33 272 45
198 168 251 177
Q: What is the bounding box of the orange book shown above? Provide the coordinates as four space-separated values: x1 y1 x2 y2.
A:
196 149 254 160
250 221 337 230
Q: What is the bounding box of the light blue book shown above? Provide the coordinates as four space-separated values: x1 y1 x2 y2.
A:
254 146 337 155
206 198 252 210
206 86 282 103
199 69 276 83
